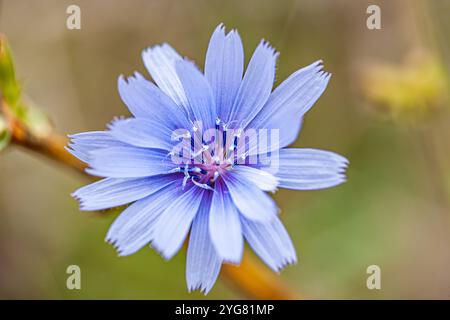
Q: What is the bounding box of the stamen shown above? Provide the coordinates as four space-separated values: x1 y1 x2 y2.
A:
165 151 176 163
235 127 243 138
215 117 221 130
212 155 220 164
189 167 202 174
192 144 209 157
168 167 181 173
222 119 238 130
182 175 190 189
222 128 227 149
191 177 214 191
182 164 190 189
171 131 191 141
228 135 239 151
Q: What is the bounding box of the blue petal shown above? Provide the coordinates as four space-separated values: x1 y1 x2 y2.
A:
248 61 330 154
86 146 175 178
175 60 216 129
67 131 127 163
109 118 175 151
117 74 150 119
151 187 206 260
187 191 222 294
209 180 243 264
117 72 191 130
141 43 189 109
106 181 182 256
205 24 244 121
231 165 278 192
227 40 278 127
267 148 348 190
72 174 179 211
222 172 278 222
241 215 297 272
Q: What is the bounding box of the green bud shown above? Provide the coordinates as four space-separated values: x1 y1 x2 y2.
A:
0 34 21 107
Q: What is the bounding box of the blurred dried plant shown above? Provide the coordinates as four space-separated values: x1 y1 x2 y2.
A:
359 50 448 122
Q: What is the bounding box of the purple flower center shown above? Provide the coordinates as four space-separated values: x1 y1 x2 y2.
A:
170 122 245 190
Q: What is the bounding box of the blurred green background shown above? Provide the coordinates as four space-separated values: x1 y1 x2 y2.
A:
1 0 450 299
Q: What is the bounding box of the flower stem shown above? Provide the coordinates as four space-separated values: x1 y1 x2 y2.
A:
222 251 301 299
1 98 87 173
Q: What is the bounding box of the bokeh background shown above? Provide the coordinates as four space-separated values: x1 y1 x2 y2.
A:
1 0 450 299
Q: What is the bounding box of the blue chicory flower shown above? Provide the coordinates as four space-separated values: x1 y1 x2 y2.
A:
68 24 348 294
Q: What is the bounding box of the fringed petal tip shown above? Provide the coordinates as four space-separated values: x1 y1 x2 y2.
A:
188 284 213 296
105 235 139 257
117 71 145 83
150 243 173 261
305 61 332 85
104 237 140 258
265 247 298 274
104 233 119 247
213 23 225 34
141 43 182 72
70 190 94 211
106 116 127 130
258 39 280 59
64 144 80 158
212 22 241 38
117 72 144 96
272 255 298 274
225 29 239 41
334 155 350 179
341 156 350 166
141 42 174 57
70 192 81 204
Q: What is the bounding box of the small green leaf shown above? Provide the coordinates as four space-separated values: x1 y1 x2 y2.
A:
0 34 21 107
21 99 53 138
0 115 11 151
